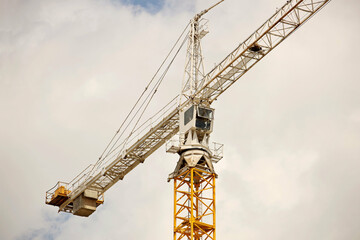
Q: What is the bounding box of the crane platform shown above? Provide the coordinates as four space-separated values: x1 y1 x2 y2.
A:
46 182 104 216
46 183 71 207
175 220 215 235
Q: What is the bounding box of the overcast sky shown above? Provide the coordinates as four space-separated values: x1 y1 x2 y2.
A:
1 0 360 239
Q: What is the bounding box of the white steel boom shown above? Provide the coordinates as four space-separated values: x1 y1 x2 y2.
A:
196 0 331 103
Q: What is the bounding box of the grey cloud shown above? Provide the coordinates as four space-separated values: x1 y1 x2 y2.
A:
0 0 359 239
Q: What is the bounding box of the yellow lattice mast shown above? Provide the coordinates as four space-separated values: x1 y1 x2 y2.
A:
173 168 216 239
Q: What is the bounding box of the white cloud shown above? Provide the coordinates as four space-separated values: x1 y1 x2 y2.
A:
1 0 359 239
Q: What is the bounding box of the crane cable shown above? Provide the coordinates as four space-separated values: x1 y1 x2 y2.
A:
116 33 188 158
90 22 190 173
104 30 188 161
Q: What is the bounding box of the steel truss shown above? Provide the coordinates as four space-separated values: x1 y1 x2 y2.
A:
174 167 216 240
196 0 331 103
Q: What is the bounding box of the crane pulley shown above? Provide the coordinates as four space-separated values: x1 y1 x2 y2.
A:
46 0 331 238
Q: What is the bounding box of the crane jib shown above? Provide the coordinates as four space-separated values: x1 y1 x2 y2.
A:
195 0 331 103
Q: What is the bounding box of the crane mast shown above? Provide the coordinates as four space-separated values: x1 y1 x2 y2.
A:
45 0 331 239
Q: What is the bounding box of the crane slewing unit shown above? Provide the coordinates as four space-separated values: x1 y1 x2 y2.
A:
46 0 331 238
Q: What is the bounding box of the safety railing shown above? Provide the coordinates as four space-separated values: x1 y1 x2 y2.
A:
211 142 223 163
166 135 224 163
45 181 70 204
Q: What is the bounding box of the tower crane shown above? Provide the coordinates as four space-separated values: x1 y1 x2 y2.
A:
45 0 332 239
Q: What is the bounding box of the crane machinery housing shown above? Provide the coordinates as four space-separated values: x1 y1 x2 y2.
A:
45 0 332 239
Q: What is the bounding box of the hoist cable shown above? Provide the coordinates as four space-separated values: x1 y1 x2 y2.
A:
95 22 190 167
105 33 188 160
119 34 188 153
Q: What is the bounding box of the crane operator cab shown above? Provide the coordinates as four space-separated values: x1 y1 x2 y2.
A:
179 104 214 145
168 104 217 180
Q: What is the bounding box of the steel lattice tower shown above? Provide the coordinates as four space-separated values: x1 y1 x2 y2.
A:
174 168 216 240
